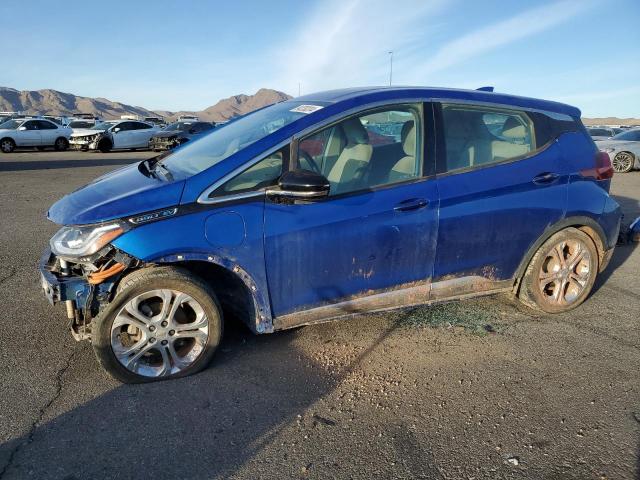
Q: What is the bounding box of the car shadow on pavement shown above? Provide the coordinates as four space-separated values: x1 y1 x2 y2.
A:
592 194 639 295
0 158 137 171
0 316 399 479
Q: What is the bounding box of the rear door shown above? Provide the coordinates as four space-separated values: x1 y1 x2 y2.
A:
131 121 155 147
264 102 439 322
36 120 59 145
432 102 568 295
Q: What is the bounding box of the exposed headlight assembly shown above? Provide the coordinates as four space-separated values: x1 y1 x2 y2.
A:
50 222 128 259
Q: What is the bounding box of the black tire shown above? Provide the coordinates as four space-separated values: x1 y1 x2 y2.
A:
54 137 68 151
612 151 635 173
98 139 112 153
0 138 15 153
92 266 223 383
518 228 599 313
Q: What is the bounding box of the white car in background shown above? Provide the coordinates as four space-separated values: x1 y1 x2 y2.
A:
69 120 159 152
596 128 640 173
0 118 71 153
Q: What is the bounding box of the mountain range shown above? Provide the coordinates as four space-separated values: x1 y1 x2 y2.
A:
0 86 637 126
0 87 292 123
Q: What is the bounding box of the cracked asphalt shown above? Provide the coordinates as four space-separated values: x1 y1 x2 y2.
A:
0 151 638 479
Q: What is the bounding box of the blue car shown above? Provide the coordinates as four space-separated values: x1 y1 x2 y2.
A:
40 86 621 383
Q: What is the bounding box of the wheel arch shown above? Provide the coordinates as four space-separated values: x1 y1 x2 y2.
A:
139 253 273 334
513 215 609 293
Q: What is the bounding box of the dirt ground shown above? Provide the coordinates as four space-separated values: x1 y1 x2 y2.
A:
0 151 638 479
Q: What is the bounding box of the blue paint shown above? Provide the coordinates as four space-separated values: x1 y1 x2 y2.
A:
43 86 621 333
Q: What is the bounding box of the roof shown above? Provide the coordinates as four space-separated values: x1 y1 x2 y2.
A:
295 86 581 118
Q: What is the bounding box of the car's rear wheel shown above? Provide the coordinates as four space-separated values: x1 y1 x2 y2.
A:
0 138 15 153
612 151 635 173
518 228 598 313
98 139 112 153
92 267 223 383
54 137 68 151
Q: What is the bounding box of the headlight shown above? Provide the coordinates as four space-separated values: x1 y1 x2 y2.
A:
50 222 127 258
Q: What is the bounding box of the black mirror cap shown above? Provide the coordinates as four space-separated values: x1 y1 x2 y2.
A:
279 169 330 193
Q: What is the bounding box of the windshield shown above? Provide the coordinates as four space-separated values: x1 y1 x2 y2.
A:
69 120 94 128
0 119 23 130
163 122 194 132
611 129 640 141
91 122 116 130
159 101 325 176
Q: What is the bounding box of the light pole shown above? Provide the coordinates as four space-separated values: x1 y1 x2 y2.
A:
388 51 393 86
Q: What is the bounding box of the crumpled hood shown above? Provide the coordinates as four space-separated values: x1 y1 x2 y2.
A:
47 162 185 225
71 128 106 137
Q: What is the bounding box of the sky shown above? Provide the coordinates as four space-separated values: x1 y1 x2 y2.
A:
2 0 639 117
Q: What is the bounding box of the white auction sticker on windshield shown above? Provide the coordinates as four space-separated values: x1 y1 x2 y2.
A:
290 105 323 114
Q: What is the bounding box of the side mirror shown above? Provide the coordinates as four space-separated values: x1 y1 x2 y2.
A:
18 126 27 131
112 127 121 133
267 169 330 200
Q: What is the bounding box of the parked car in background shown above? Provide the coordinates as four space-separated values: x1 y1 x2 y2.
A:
144 116 166 127
177 114 199 121
69 120 159 152
149 121 215 151
0 118 71 153
596 128 640 173
40 86 620 383
68 118 102 132
587 126 623 141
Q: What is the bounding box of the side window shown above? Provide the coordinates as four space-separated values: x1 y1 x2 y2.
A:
37 120 57 129
441 104 535 172
213 150 284 196
136 122 152 130
298 105 422 196
23 121 38 130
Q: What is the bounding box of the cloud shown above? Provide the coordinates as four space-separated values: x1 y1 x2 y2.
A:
268 0 450 95
417 0 595 76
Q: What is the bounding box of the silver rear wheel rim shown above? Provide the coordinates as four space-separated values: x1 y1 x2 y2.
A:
110 289 209 377
538 239 592 306
613 152 633 172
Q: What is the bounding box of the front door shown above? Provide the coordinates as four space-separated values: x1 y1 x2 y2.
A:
19 120 42 146
264 103 439 324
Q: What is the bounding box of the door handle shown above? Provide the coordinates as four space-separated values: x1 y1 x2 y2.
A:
394 198 428 212
532 172 560 185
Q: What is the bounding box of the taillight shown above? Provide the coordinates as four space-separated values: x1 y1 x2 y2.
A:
580 151 614 180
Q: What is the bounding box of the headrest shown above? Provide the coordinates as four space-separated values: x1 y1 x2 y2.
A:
502 117 526 139
342 118 369 145
401 120 415 156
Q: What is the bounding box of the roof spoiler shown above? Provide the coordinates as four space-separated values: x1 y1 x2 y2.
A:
476 86 494 92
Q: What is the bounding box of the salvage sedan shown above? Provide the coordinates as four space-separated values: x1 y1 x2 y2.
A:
149 121 215 151
40 86 621 383
596 128 640 173
69 120 159 152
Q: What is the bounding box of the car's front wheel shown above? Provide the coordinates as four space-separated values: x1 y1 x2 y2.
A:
518 228 599 313
612 151 635 173
0 138 15 153
92 267 223 383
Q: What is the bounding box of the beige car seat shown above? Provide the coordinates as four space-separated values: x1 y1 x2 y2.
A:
388 120 417 183
327 118 373 193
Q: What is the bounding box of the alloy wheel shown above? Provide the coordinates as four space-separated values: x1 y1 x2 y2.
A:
110 289 209 377
538 239 592 306
612 152 633 172
1 140 14 153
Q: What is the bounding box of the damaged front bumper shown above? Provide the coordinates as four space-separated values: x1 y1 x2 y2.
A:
39 247 132 341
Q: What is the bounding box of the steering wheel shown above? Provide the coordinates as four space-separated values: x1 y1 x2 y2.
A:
298 149 322 174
